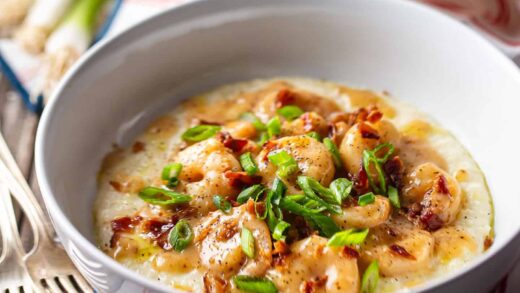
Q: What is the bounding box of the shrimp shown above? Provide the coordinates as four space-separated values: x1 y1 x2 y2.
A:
267 235 359 293
281 112 328 137
195 205 272 278
402 163 462 227
174 138 241 215
223 120 257 140
256 135 335 193
333 195 391 229
339 120 400 175
253 86 341 122
360 220 435 277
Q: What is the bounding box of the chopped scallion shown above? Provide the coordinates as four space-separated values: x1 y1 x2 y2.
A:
296 176 341 214
233 276 278 293
237 184 265 204
388 185 400 209
327 228 369 247
258 132 270 146
169 220 193 252
266 117 281 138
330 178 353 203
362 143 395 194
358 192 376 206
306 131 321 141
323 138 343 168
240 152 258 175
279 197 340 237
212 195 232 213
240 112 266 131
276 105 304 120
241 227 255 258
181 125 221 142
272 220 291 241
268 150 299 178
361 261 379 293
138 187 191 205
161 163 182 188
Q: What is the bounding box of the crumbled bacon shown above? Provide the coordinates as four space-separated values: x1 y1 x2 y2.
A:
275 89 297 108
301 275 329 293
353 166 369 193
261 140 278 161
224 171 262 188
420 210 444 231
367 110 383 123
341 246 360 259
142 219 175 249
132 141 145 153
389 244 416 259
216 132 248 153
435 175 450 195
384 156 404 189
359 122 380 139
111 216 142 233
109 181 123 192
272 240 291 267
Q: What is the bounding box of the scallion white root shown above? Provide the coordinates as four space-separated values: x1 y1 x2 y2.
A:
0 0 34 33
15 0 75 53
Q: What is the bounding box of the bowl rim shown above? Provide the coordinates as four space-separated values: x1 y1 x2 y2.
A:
35 0 520 291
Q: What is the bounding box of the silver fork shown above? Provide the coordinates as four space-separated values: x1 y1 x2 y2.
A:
0 182 34 292
0 132 92 293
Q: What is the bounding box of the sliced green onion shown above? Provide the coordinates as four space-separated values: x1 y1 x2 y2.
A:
237 184 265 204
272 220 291 241
266 117 281 138
388 185 400 209
270 177 287 205
138 187 191 205
358 192 376 206
241 227 255 258
257 132 270 146
361 261 380 293
240 112 266 131
268 150 299 178
169 219 193 252
240 152 258 176
362 143 395 194
285 194 306 202
276 105 304 121
279 197 340 238
233 276 278 293
327 228 369 247
296 176 341 214
323 138 343 168
213 195 232 213
330 178 353 203
161 163 182 188
181 125 221 142
306 131 321 141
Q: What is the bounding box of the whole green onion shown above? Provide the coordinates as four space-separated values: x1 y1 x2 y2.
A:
323 138 343 168
181 125 221 142
138 187 191 205
327 228 369 247
358 192 376 206
240 152 258 176
241 227 255 258
276 105 304 121
169 220 193 252
233 276 278 293
361 261 380 293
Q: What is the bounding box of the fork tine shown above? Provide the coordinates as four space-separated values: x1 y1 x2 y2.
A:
58 276 76 293
45 278 62 293
71 272 92 292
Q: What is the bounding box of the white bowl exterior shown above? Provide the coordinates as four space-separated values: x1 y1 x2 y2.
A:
36 0 520 292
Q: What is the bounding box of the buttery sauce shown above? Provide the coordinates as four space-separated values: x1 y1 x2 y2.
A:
94 78 493 292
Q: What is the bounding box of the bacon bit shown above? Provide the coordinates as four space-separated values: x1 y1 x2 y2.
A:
484 235 494 250
142 219 175 249
224 171 262 188
273 240 290 255
435 175 450 195
275 89 297 108
351 108 369 124
353 166 369 193
389 244 416 259
111 216 141 233
216 220 239 241
367 110 383 123
109 181 123 192
131 141 145 153
341 246 360 258
384 156 404 189
359 122 380 139
216 132 248 153
203 273 227 293
420 210 444 231
301 275 329 293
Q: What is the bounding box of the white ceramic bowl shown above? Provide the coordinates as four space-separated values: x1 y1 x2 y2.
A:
35 0 520 292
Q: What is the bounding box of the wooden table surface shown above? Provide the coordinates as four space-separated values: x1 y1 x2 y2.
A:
0 69 518 291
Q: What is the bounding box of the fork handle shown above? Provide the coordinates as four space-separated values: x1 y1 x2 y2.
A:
0 183 26 257
0 134 54 245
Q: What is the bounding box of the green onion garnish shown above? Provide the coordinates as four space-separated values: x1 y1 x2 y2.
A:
388 185 400 209
212 195 232 213
169 219 193 252
268 150 299 178
276 105 304 121
266 117 281 138
296 176 341 214
270 177 287 205
306 131 321 141
240 152 258 176
323 138 343 168
181 125 221 142
237 184 265 204
285 194 306 202
358 192 376 206
161 163 182 188
279 197 340 237
361 261 380 293
240 112 267 131
233 276 278 293
258 132 270 146
330 178 353 203
272 220 291 241
138 187 191 205
362 143 395 194
241 227 255 258
327 228 369 247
